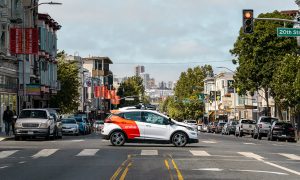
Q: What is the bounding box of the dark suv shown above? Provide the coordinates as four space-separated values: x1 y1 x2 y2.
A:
268 121 297 142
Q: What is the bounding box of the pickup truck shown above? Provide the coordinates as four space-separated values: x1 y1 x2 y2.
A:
235 119 256 137
253 116 279 140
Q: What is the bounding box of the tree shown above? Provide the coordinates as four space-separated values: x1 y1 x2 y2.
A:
272 54 300 121
117 76 145 107
164 65 212 121
50 51 80 113
230 11 298 115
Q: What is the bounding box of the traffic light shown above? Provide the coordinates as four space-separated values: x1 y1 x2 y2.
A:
243 9 254 34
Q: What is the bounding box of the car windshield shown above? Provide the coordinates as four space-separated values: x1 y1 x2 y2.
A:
19 110 47 119
187 120 196 124
241 120 256 124
62 119 77 124
219 122 226 126
96 120 104 124
261 117 278 123
231 121 238 125
275 122 293 128
74 117 83 122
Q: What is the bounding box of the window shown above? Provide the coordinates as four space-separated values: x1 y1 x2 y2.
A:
123 112 142 122
19 110 47 119
142 112 168 125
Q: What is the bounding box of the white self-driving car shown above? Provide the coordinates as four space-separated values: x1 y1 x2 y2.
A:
101 109 198 147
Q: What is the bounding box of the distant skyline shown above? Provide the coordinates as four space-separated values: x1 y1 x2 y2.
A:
39 0 298 82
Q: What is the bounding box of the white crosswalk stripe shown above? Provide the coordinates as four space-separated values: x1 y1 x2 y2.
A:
238 152 264 160
0 150 19 159
202 141 217 144
278 153 300 160
76 149 99 156
190 150 211 156
141 150 158 156
32 149 58 158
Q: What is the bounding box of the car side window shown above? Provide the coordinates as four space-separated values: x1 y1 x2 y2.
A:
142 112 167 125
123 112 142 122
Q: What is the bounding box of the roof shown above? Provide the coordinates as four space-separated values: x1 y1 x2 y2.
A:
83 57 113 64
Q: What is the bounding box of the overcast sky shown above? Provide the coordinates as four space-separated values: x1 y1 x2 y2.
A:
39 0 298 82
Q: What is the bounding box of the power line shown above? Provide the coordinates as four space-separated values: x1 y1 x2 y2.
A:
111 59 232 64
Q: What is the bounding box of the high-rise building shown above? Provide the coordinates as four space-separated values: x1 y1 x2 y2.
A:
149 78 156 89
141 73 150 89
135 65 145 76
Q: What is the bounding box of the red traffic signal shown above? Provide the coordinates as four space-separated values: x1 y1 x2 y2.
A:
243 9 254 34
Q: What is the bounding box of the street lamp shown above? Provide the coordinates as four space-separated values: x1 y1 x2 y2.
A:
216 67 237 120
21 1 62 109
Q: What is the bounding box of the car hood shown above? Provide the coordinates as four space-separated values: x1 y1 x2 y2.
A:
16 118 48 124
173 120 194 128
62 124 78 128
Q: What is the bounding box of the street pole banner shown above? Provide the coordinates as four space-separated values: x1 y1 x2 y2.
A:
10 28 39 54
10 28 23 54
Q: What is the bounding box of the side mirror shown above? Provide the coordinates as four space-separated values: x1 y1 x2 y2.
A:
49 116 54 120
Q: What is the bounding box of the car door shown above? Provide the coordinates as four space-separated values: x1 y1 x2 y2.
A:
142 111 170 140
122 111 145 139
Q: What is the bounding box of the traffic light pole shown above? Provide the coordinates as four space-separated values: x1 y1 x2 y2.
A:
254 18 300 25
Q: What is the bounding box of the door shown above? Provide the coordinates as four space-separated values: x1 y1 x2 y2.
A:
142 112 170 140
122 111 145 139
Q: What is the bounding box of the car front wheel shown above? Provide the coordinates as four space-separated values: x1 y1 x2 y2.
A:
172 132 188 147
110 131 126 146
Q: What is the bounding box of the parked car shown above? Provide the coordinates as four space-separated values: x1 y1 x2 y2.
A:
235 119 256 137
101 109 198 147
94 120 104 131
14 109 61 140
268 121 297 142
183 120 198 130
216 122 226 133
253 116 279 140
201 124 208 132
61 118 79 135
46 108 63 139
72 116 88 135
222 121 237 135
207 122 218 133
197 124 203 131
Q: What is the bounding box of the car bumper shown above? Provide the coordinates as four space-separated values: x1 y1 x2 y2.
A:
188 138 199 143
62 129 78 134
15 128 48 136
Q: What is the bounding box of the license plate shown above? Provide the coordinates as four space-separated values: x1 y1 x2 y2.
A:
282 135 286 137
28 131 34 135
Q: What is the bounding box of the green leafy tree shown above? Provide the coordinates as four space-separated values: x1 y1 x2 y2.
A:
164 65 212 120
272 54 300 120
117 76 145 107
50 51 80 113
230 11 298 115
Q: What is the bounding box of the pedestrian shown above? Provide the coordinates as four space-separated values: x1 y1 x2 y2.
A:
11 110 17 135
3 106 14 136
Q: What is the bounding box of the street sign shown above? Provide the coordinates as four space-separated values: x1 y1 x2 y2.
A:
277 27 300 37
125 98 135 101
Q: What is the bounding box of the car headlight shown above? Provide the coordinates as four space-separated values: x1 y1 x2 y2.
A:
15 122 22 128
40 123 48 128
186 126 195 131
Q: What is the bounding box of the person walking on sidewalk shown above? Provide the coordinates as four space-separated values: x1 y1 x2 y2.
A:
3 106 14 136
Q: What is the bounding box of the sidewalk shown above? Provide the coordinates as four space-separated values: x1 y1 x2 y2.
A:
0 131 14 141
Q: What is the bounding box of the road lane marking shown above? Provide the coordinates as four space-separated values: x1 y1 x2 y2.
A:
164 159 174 180
202 141 217 144
263 161 300 176
171 159 183 180
190 150 211 156
243 143 256 145
141 150 158 156
238 152 300 176
0 137 5 141
18 161 26 164
230 169 288 175
110 155 131 180
0 166 9 169
119 162 132 180
278 153 300 160
71 140 84 142
0 150 18 159
76 149 99 156
238 152 264 160
32 149 58 158
193 168 223 171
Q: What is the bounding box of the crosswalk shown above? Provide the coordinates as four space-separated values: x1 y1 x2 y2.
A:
0 149 299 161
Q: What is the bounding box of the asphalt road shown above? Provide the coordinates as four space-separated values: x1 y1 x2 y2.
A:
0 132 299 180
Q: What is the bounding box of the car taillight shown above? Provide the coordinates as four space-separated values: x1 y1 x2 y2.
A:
273 126 281 129
104 118 113 123
258 124 262 128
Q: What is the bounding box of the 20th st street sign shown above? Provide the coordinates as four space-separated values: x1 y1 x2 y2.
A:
277 27 300 37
